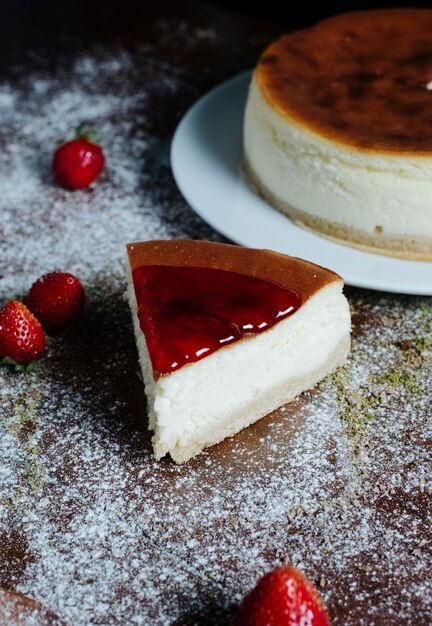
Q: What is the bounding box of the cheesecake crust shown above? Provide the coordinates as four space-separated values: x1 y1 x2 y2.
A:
126 240 341 305
161 333 350 464
244 158 432 262
256 9 432 154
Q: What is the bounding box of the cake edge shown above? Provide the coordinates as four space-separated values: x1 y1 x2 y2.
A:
126 239 343 304
244 157 432 262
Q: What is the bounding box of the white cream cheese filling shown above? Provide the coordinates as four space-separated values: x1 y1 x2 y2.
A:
244 77 432 240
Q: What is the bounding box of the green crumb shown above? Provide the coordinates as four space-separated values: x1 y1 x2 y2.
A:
11 442 47 497
326 370 377 439
286 504 307 520
398 337 432 366
417 302 432 334
339 403 376 438
24 442 41 457
412 337 432 352
333 497 349 510
6 389 47 495
22 437 47 494
10 415 39 441
375 370 420 393
24 451 47 493
0 497 11 510
13 485 25 501
419 301 432 316
9 391 41 442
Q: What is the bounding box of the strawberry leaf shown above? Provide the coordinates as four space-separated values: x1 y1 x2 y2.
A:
1 357 39 373
75 124 98 143
1 356 18 367
24 361 38 373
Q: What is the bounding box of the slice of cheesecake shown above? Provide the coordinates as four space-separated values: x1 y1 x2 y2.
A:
126 240 350 463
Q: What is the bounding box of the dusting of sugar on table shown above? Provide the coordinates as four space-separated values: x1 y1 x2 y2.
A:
0 42 431 626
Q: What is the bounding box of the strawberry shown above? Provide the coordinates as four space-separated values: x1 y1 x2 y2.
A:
0 301 46 364
27 272 85 332
234 565 329 626
52 127 105 189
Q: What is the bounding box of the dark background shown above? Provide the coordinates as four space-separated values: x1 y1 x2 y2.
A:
0 1 430 74
2 0 432 37
210 0 432 25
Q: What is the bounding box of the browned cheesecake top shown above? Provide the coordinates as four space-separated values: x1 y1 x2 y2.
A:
126 240 341 303
255 9 432 154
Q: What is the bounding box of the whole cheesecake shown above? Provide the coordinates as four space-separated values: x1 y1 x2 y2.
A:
244 9 432 260
127 240 350 463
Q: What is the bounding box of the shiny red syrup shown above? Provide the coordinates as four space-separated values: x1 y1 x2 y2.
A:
132 265 301 375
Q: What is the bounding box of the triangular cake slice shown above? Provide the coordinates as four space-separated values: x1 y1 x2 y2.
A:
126 240 350 463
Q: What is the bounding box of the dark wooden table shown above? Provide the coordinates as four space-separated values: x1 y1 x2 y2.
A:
0 2 430 625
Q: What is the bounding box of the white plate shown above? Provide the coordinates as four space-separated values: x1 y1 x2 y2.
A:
171 72 432 295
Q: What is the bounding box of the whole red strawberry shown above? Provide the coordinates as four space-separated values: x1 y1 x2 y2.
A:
0 301 46 364
53 127 105 189
27 272 85 332
235 565 329 626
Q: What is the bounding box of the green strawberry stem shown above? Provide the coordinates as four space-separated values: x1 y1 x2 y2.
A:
1 356 38 373
75 124 98 143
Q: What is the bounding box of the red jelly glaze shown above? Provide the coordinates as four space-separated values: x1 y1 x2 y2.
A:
132 265 302 375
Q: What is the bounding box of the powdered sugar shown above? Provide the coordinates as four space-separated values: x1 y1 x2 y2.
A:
0 43 431 626
0 47 215 289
